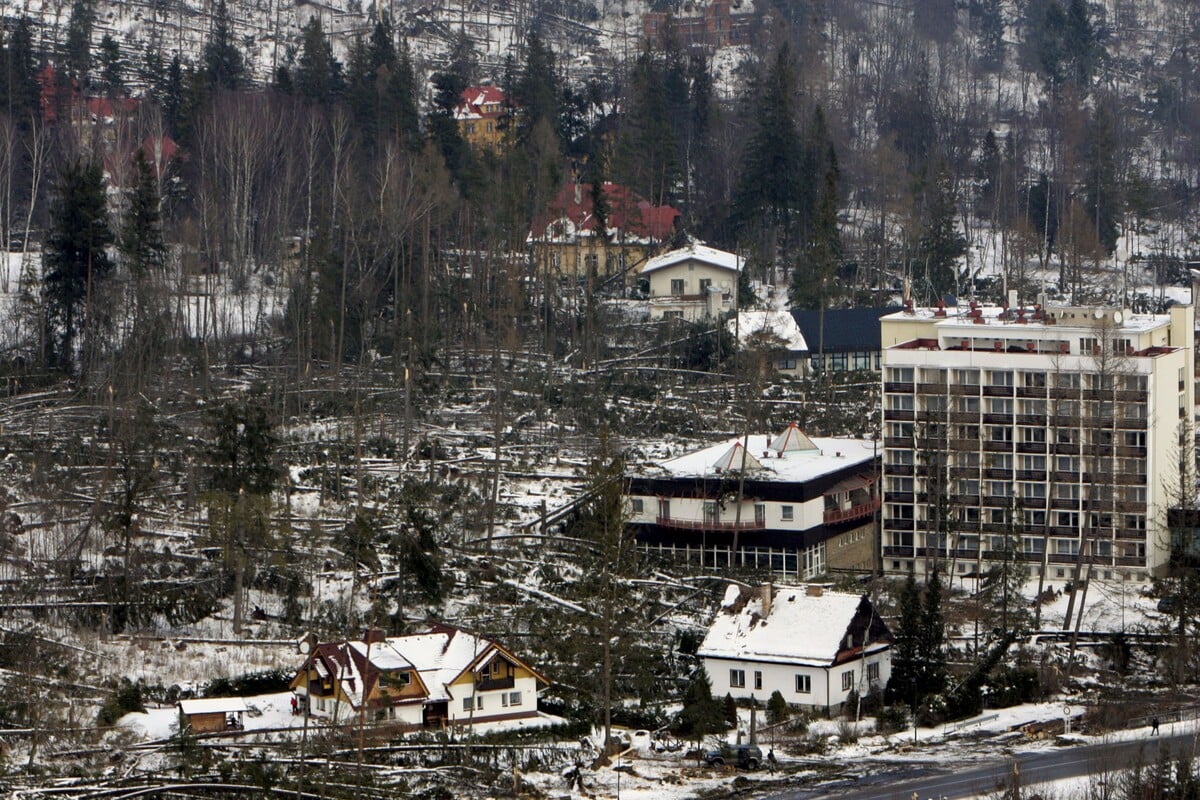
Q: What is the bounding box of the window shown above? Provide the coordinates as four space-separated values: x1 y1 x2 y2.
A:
670 278 685 296
316 696 326 711
502 691 522 707
1055 539 1080 555
699 278 712 293
889 395 915 411
1113 338 1131 354
663 310 684 320
1056 456 1078 473
630 498 644 514
1057 512 1079 528
755 504 766 524
1020 482 1046 499
989 398 1014 415
754 671 763 690
989 480 1012 497
989 370 1014 386
1023 537 1045 553
491 660 503 675
1080 337 1098 355
781 505 794 521
1021 455 1046 471
730 669 746 688
888 367 915 382
955 368 980 385
463 696 475 712
704 501 719 524
1022 372 1047 388
958 397 980 414
842 671 855 692
658 499 670 519
990 426 1013 442
867 663 880 682
795 674 811 693
1022 427 1047 443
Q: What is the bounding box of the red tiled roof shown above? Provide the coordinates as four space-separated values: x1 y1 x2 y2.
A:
530 182 680 243
455 85 507 120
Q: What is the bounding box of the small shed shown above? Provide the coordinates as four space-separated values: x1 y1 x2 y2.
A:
177 697 250 734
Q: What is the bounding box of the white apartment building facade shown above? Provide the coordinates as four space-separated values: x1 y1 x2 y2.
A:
881 301 1195 580
625 425 880 578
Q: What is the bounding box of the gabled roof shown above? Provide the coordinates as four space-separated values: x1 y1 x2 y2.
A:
529 182 680 245
791 307 901 354
698 584 890 667
454 85 507 120
642 242 741 274
295 625 547 711
178 697 250 716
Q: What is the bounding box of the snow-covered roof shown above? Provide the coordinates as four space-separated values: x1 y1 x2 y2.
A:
304 625 546 709
698 584 871 666
710 441 764 473
178 697 250 715
641 242 742 275
728 311 808 352
882 303 1171 334
652 430 876 483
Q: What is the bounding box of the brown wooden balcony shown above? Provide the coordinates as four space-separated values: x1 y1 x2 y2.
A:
825 497 881 525
476 675 515 691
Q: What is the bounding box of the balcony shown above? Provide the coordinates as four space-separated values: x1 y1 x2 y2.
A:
476 675 515 691
1017 386 1048 398
655 516 765 532
983 385 1015 397
1016 441 1047 454
825 497 882 525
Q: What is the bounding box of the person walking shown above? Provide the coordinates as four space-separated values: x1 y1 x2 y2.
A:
1152 716 1160 735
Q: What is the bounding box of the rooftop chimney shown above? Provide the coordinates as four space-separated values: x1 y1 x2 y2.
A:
363 627 386 645
760 583 773 617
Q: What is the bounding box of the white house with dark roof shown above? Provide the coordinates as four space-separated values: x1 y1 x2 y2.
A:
625 425 881 578
699 583 892 714
642 242 741 321
290 624 549 730
728 310 810 375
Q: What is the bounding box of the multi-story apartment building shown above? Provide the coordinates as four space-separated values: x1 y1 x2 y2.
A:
625 425 880 579
880 300 1195 581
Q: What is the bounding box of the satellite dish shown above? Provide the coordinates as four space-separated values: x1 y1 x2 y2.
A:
1113 311 1124 324
299 639 312 654
720 280 730 288
1093 309 1104 319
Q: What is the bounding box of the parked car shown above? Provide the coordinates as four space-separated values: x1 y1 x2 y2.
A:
703 744 762 769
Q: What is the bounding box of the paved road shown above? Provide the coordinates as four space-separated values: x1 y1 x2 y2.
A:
766 730 1200 800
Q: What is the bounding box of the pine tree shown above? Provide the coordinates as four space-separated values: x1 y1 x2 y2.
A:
295 16 341 105
918 568 947 698
43 159 114 373
1063 0 1097 88
121 151 166 279
674 671 725 741
428 71 476 191
513 31 561 143
790 144 840 310
1081 100 1120 255
1 17 40 125
63 0 95 86
916 167 966 297
887 572 922 706
974 130 1002 215
161 53 185 135
202 0 244 91
731 44 805 265
973 0 1005 72
98 34 124 96
914 0 957 44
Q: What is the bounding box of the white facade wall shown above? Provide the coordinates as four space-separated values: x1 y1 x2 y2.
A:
880 305 1195 578
445 674 541 724
646 260 738 321
625 495 824 531
702 652 891 712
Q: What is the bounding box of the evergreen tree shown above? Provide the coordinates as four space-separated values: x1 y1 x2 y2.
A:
62 0 95 86
202 0 244 91
674 671 725 740
1 16 41 125
915 167 966 297
295 16 341 104
887 572 922 706
121 151 167 279
161 53 186 135
730 44 806 264
973 0 1005 72
618 50 680 204
428 71 476 191
974 130 1002 215
791 111 841 310
43 159 114 373
918 568 947 698
914 0 957 44
513 31 561 143
1063 0 1097 88
97 34 124 96
1081 100 1120 255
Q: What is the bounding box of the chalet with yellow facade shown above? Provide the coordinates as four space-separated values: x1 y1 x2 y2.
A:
455 85 508 151
289 624 548 730
528 181 680 286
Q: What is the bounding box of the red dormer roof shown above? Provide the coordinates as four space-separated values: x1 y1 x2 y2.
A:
530 182 680 244
86 96 139 119
455 85 507 120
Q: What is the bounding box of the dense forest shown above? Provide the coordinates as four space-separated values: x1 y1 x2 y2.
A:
1 0 1198 390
